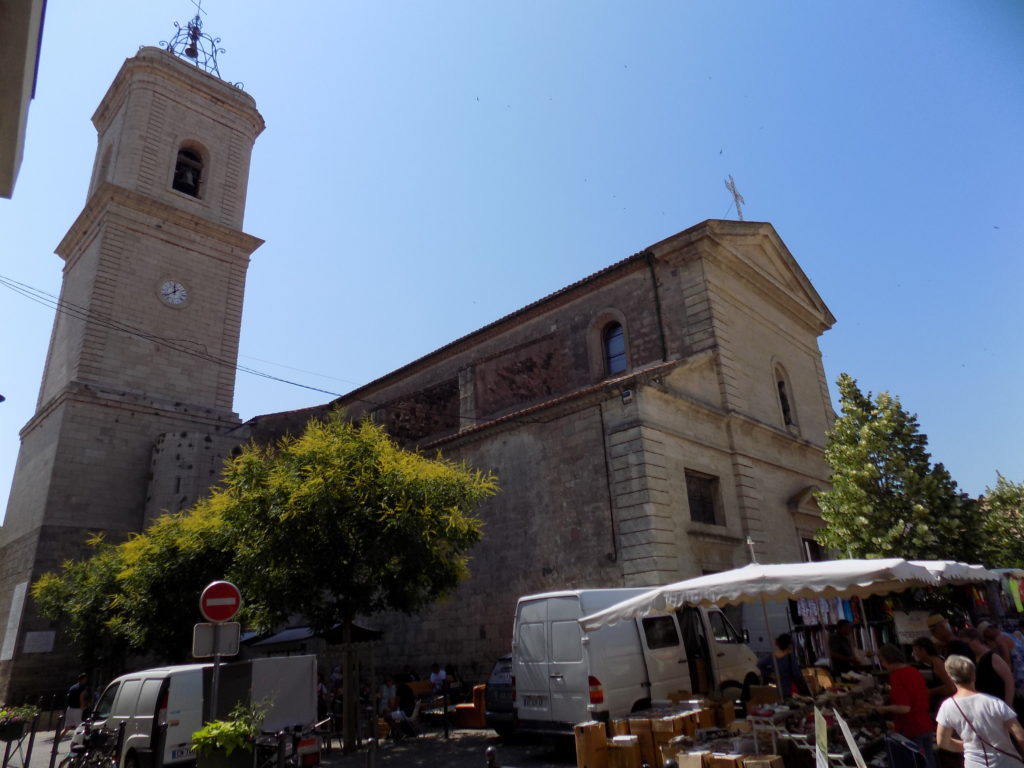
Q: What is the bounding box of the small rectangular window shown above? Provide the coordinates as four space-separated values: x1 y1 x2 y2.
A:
686 471 721 525
113 679 143 717
517 622 546 662
642 616 681 650
550 620 583 662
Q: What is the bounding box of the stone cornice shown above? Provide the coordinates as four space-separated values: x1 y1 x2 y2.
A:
55 182 264 265
20 381 239 441
92 46 264 139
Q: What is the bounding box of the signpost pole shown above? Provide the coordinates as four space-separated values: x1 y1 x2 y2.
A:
210 623 220 722
199 581 242 723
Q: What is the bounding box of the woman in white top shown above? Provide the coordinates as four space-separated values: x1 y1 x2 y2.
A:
937 654 1024 768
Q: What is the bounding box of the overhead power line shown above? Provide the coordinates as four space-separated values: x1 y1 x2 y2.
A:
0 273 555 429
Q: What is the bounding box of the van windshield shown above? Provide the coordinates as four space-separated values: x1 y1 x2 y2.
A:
93 682 120 720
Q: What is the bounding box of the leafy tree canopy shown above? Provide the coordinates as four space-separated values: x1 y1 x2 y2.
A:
221 413 497 633
815 373 980 561
32 412 497 675
978 474 1024 569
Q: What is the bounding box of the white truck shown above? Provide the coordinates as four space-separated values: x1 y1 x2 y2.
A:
79 655 317 768
512 588 760 734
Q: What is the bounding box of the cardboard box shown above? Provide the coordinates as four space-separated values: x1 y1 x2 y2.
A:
659 735 693 768
676 751 712 768
680 712 699 737
697 708 716 729
574 720 608 768
742 757 784 768
627 717 656 766
748 686 778 705
607 735 641 768
716 701 736 727
609 718 631 736
709 754 752 768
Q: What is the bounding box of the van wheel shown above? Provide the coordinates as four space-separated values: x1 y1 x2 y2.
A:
124 752 137 768
720 681 743 702
631 699 651 713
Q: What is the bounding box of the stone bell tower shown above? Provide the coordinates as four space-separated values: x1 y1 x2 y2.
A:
0 15 264 699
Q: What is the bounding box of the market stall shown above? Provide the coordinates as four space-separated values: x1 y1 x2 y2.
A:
573 559 999 768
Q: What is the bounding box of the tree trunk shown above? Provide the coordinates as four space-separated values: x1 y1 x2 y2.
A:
341 617 357 752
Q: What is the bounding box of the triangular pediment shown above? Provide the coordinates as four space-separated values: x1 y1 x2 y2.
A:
686 220 836 333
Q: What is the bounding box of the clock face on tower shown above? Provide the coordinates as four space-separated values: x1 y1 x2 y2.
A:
158 278 190 307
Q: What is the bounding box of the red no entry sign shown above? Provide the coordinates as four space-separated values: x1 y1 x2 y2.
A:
200 581 242 623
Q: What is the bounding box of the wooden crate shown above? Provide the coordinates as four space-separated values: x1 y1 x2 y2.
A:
627 717 656 767
574 721 608 768
608 735 641 768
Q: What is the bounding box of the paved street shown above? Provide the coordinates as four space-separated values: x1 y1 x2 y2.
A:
11 727 576 768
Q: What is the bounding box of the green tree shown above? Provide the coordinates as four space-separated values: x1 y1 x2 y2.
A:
219 413 497 750
979 474 1024 568
32 534 129 672
112 498 235 660
32 411 497 750
815 373 980 560
32 499 234 670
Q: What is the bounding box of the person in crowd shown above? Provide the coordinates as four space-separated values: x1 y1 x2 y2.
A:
758 633 811 698
982 623 1024 705
962 627 1015 707
875 644 937 768
830 619 861 676
316 673 330 720
979 622 1017 668
59 673 90 740
912 636 957 711
429 662 447 694
379 676 397 715
936 655 1024 768
380 675 417 739
928 614 974 660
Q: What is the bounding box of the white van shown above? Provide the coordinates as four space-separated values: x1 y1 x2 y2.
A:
512 588 759 734
80 655 317 768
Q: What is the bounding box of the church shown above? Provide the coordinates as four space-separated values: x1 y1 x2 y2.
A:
0 24 835 700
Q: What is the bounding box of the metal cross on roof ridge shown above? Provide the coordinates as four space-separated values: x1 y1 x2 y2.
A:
725 174 746 221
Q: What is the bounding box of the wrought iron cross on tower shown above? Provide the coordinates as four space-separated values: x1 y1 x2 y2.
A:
725 174 746 221
161 0 226 79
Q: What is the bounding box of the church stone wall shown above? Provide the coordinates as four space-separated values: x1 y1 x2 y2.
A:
367 402 625 674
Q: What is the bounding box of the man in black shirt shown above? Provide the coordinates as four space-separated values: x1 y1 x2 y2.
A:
829 619 858 676
59 673 90 740
927 614 974 661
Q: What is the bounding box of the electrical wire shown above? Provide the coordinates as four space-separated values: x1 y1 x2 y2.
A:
0 273 558 429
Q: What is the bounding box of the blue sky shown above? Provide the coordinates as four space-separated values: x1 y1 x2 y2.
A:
1 1 1021 523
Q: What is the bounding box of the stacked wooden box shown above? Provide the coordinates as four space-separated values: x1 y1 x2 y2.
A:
574 715 783 768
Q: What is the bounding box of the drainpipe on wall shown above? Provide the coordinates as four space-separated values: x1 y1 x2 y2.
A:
598 401 618 563
643 250 668 362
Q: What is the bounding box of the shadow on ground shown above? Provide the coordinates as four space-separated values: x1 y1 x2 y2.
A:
321 729 576 768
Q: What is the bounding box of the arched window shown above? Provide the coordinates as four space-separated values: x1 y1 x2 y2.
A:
172 147 203 197
604 322 627 375
775 365 796 427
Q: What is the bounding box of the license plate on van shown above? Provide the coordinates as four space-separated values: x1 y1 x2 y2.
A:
522 695 547 708
170 747 196 760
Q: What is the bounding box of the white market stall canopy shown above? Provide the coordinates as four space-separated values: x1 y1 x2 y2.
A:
580 558 944 631
909 560 1000 584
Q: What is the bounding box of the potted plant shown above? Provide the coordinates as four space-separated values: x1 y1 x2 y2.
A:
0 704 38 742
192 702 265 768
